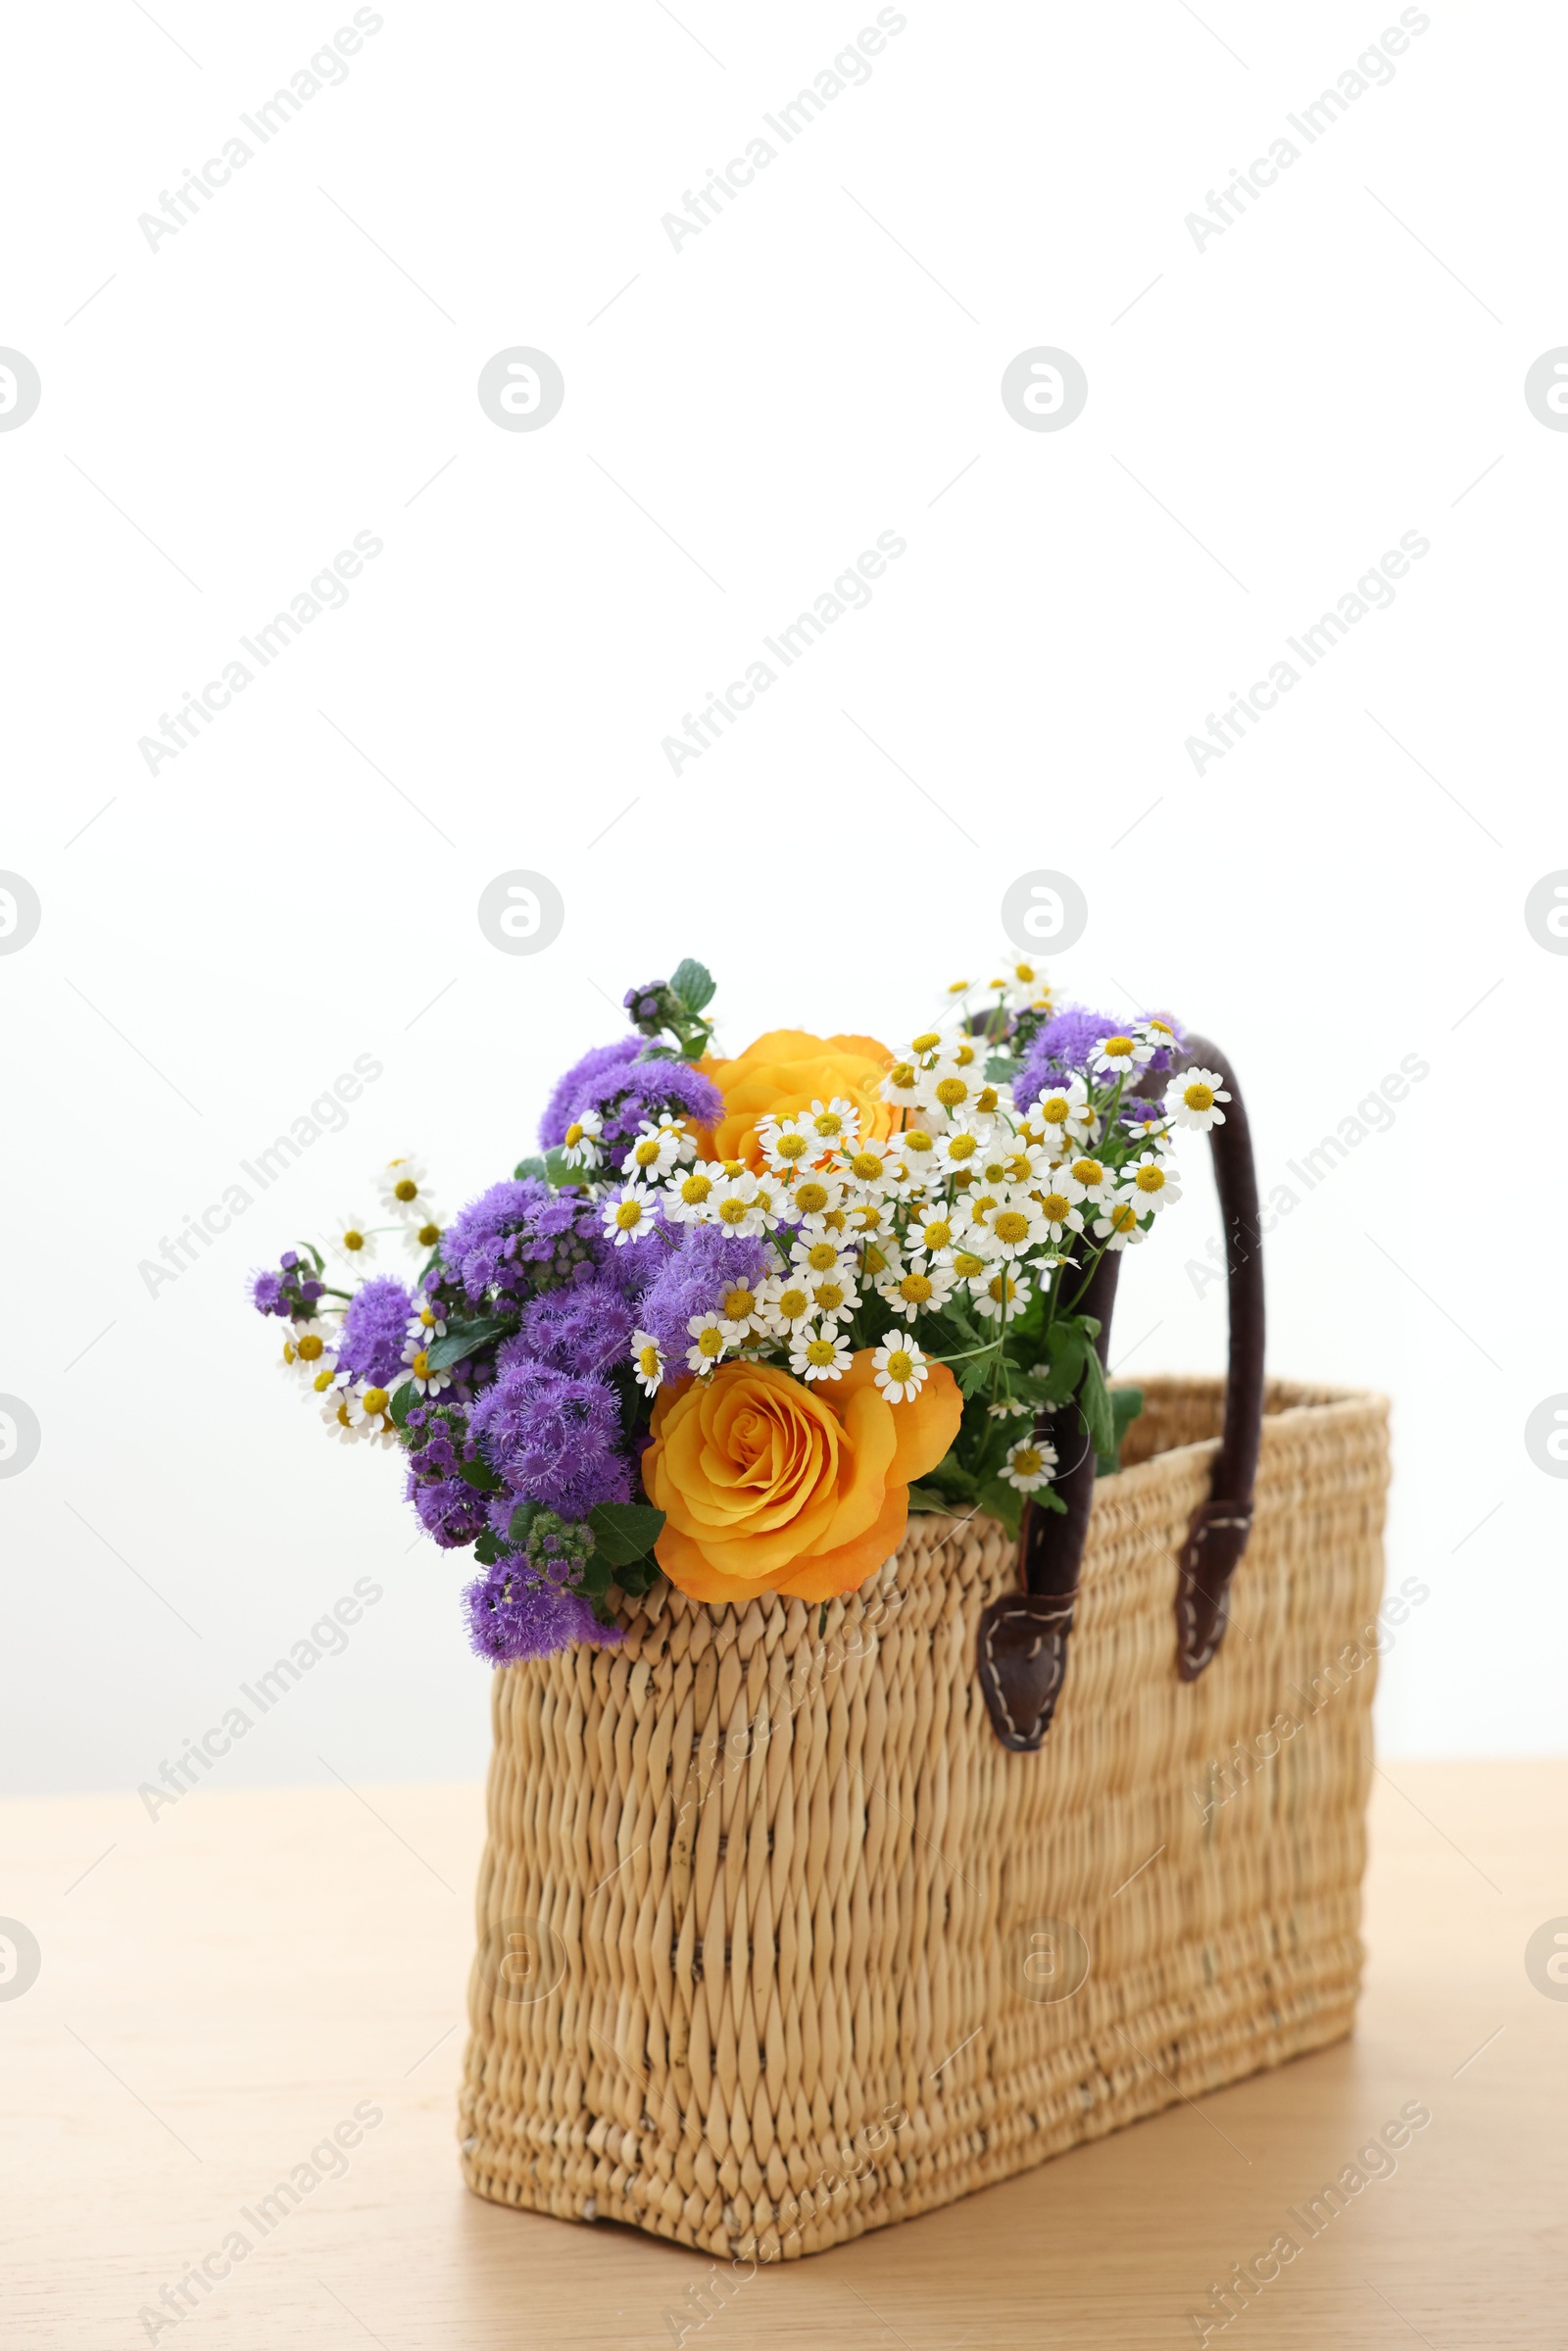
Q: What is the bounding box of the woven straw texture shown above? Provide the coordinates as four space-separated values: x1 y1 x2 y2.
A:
460 1375 1391 2257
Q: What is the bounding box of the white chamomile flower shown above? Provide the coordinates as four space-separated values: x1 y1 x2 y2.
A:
838 1137 892 1196
320 1388 363 1444
1030 1170 1086 1244
377 1155 431 1218
1122 1150 1182 1213
716 1278 768 1345
995 955 1054 1010
1063 1151 1116 1206
1024 1077 1097 1151
789 1323 852 1383
302 1356 341 1405
908 1209 958 1258
804 1097 859 1149
1165 1068 1232 1132
872 1336 929 1403
666 1163 718 1223
792 1232 857 1283
401 1335 452 1398
601 1180 658 1247
784 1168 845 1222
558 1106 605 1169
934 1119 988 1177
846 1197 893 1240
1137 1016 1181 1056
407 1304 447 1341
403 1217 444 1260
875 1252 956 1322
925 1059 986 1123
804 1265 860 1326
1002 1434 1058 1493
971 1267 1034 1322
630 1329 664 1396
958 1189 1005 1244
280 1328 333 1383
947 1245 991 1287
327 1214 376 1267
621 1114 692 1180
709 1169 771 1239
759 1113 815 1174
1092 1031 1155 1079
985 1199 1047 1261
1095 1200 1148 1251
685 1312 729 1375
988 1396 1033 1420
760 1274 815 1335
880 1055 928 1113
338 1380 399 1445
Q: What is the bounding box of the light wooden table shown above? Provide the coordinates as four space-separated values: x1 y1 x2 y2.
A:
3 1759 1563 2348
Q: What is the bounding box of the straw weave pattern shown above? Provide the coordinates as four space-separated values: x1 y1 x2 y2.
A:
459 1377 1391 2256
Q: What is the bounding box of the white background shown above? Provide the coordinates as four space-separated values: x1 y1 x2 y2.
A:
3 0 1563 1799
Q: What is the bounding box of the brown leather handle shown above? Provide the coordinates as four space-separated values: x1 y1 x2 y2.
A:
1170 1033 1265 1679
977 1035 1265 1750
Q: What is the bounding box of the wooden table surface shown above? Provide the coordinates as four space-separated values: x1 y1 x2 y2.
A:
3 1758 1563 2348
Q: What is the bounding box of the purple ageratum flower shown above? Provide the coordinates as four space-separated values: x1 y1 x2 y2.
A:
539 1037 721 1151
336 1276 415 1387
440 1177 600 1304
406 1469 492 1549
463 1560 621 1663
467 1358 632 1520
623 980 667 1030
250 1269 286 1316
505 1274 635 1379
1016 1007 1126 1104
634 1224 766 1372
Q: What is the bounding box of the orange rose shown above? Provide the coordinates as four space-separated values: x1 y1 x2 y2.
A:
697 1029 901 1168
642 1352 961 1605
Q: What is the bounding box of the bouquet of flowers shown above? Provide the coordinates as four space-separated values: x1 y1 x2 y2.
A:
249 957 1224 1665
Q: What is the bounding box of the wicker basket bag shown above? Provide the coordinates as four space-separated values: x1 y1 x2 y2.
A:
458 1040 1392 2258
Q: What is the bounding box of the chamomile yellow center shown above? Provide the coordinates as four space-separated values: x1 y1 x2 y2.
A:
342 1229 365 1250
889 1061 916 1089
632 1137 662 1166
953 1250 986 1278
805 1337 837 1366
410 1350 429 1378
722 1288 756 1321
1040 1192 1072 1222
564 1122 585 1147
993 1211 1031 1247
794 1180 829 1213
809 1112 843 1137
1011 1446 1043 1479
614 1200 644 1230
681 1173 711 1204
849 1151 882 1182
884 1349 914 1383
986 1275 1017 1305
394 1177 417 1201
1102 1036 1135 1058
946 1133 977 1161
899 1273 932 1304
1071 1159 1104 1189
1183 1081 1215 1111
910 1032 941 1053
638 1346 661 1378
1134 1163 1166 1194
805 1241 839 1272
363 1388 390 1416
934 1077 968 1108
298 1333 324 1361
777 1288 808 1320
774 1131 809 1160
695 1326 724 1358
417 1222 440 1247
920 1219 953 1249
717 1198 750 1226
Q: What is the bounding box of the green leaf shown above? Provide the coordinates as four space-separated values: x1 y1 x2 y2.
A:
907 1481 963 1514
1096 1385 1145 1477
507 1499 539 1546
513 1155 547 1181
388 1379 416 1429
540 1148 588 1191
427 1317 510 1372
954 1347 1000 1398
1076 1347 1116 1463
670 956 715 1013
1040 1319 1090 1404
985 1054 1017 1082
578 1549 615 1596
975 1477 1024 1540
472 1529 507 1567
587 1500 665 1567
459 1454 505 1494
612 1553 663 1599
